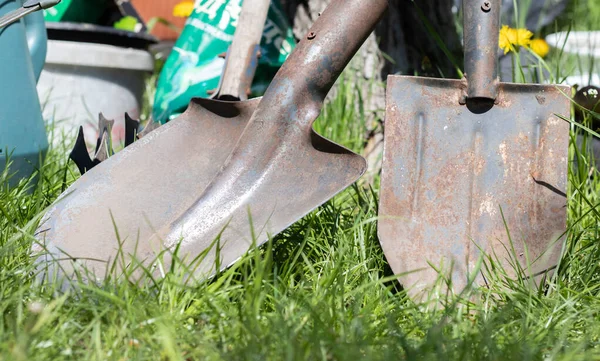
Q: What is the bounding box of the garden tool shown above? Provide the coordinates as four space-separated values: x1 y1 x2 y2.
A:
152 0 295 123
209 0 270 102
379 0 571 299
69 113 141 175
68 0 271 175
0 0 59 186
34 0 377 283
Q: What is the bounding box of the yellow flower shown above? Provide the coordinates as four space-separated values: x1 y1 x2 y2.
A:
173 1 195 18
499 26 514 54
498 25 533 54
515 28 534 47
529 38 550 58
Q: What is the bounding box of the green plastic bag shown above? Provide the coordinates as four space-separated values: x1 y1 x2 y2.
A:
152 0 296 123
43 0 106 23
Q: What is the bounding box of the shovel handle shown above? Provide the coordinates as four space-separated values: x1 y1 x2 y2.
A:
463 0 500 100
260 0 388 110
213 0 270 101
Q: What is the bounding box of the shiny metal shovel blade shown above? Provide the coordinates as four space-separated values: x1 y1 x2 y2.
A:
34 98 259 279
35 95 365 281
33 0 383 282
378 75 570 298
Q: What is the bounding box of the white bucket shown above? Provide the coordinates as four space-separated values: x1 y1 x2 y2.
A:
545 31 600 87
37 40 154 146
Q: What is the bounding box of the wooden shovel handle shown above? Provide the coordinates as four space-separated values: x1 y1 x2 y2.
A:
215 0 271 101
463 0 500 100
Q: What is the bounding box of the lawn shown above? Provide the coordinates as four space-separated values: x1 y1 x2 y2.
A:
1 2 600 360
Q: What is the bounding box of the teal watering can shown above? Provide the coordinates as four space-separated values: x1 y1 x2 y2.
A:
0 0 60 186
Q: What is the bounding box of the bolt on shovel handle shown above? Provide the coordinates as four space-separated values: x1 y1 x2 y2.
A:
463 0 500 100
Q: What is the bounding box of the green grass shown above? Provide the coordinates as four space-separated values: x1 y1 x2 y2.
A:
2 5 600 361
2 78 600 361
550 0 600 31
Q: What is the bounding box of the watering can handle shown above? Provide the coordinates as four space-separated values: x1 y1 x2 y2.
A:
463 0 500 100
23 8 47 81
0 0 58 80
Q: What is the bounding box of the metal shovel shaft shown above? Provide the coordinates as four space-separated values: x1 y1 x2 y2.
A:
463 0 500 100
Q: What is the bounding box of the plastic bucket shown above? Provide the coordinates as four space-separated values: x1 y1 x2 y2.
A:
546 31 600 87
37 40 154 146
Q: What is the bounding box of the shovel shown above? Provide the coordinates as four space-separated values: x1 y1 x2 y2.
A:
67 0 271 175
34 0 386 282
378 0 570 298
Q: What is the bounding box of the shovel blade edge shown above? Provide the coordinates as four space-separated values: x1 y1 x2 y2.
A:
379 75 570 299
34 98 260 281
34 95 367 283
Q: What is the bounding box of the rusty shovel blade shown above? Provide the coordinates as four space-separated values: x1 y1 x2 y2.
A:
378 76 570 298
34 0 387 283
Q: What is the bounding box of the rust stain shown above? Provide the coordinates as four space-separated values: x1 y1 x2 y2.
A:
536 95 546 105
380 76 570 299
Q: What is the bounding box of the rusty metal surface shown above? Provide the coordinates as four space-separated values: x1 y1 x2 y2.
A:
379 75 570 298
463 0 500 100
34 0 386 282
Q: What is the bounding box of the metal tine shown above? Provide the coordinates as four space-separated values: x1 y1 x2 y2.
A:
70 113 143 175
124 113 140 147
69 126 98 175
137 117 161 139
93 130 111 163
95 113 114 157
